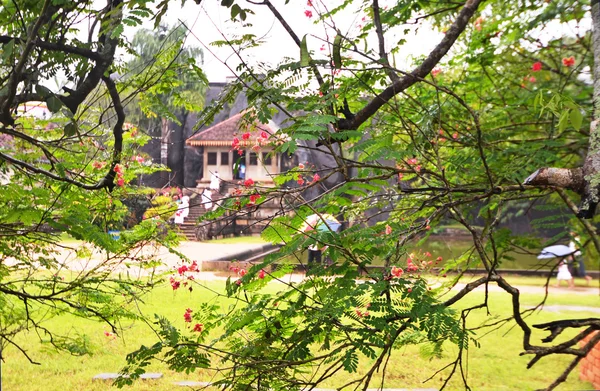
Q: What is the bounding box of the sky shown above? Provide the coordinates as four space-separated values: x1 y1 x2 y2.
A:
151 0 443 83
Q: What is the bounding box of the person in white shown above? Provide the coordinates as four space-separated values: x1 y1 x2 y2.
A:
202 188 213 210
173 196 189 225
556 257 574 288
209 171 220 192
569 232 592 284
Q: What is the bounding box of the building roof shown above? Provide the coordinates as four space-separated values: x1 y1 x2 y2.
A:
186 111 278 147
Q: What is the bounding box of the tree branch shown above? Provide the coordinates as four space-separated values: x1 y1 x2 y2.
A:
338 0 484 130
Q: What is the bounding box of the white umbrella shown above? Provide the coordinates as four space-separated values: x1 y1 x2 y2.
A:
300 214 341 233
537 245 573 259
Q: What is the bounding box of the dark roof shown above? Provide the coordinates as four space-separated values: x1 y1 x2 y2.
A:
186 111 277 147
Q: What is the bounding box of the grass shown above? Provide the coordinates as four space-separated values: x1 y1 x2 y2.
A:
2 274 597 391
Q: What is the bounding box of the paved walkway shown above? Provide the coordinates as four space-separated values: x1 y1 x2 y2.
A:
53 240 600 300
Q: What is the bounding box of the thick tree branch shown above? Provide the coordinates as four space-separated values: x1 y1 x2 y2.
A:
0 0 52 125
60 0 122 115
0 35 102 61
523 167 584 192
578 1 600 218
372 0 399 83
338 0 484 130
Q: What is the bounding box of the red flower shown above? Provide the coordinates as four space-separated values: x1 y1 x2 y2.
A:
298 163 305 169
260 131 268 139
92 161 103 170
297 176 305 186
232 137 240 147
304 9 313 18
243 178 254 187
407 158 418 165
184 308 192 323
114 164 123 174
431 68 442 77
385 224 392 235
239 269 247 277
532 62 542 72
249 193 260 204
242 132 250 140
117 177 125 187
307 0 312 6
436 256 443 262
425 252 432 257
178 265 188 275
170 277 180 290
562 56 575 67
237 149 243 156
193 323 203 332
313 173 320 182
391 266 404 278
258 269 266 279
189 261 199 272
452 132 458 139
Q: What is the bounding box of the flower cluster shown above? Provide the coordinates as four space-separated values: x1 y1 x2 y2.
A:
92 161 106 170
389 251 444 280
170 261 200 291
562 56 575 67
114 164 125 187
182 309 204 333
184 308 193 323
131 155 144 164
231 130 269 155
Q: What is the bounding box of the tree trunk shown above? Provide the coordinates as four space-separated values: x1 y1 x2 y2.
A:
167 111 188 187
525 1 600 219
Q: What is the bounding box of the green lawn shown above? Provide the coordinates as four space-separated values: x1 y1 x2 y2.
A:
2 277 596 391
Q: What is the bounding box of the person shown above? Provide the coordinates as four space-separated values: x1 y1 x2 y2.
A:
239 162 246 180
308 243 322 265
210 171 220 192
202 188 212 210
180 196 190 219
569 232 593 285
303 215 323 266
556 257 574 288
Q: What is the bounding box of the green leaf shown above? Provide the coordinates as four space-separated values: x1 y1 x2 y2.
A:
221 0 234 7
35 84 53 99
557 110 569 132
1 39 14 62
64 122 77 137
300 35 310 67
46 96 63 113
231 4 241 20
332 34 342 69
569 109 583 130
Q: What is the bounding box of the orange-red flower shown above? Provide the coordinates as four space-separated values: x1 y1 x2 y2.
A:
562 56 575 67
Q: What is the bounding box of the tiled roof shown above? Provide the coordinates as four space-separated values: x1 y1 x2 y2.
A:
186 111 278 146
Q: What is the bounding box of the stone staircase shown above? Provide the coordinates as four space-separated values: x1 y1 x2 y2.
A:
177 194 207 241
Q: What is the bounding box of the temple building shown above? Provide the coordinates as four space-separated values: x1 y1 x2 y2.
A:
185 111 286 187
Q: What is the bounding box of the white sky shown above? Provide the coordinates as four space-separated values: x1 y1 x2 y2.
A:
153 0 443 83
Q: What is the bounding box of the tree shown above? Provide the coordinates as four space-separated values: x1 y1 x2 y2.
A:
0 0 199 364
0 1 598 391
120 1 599 391
125 24 207 186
